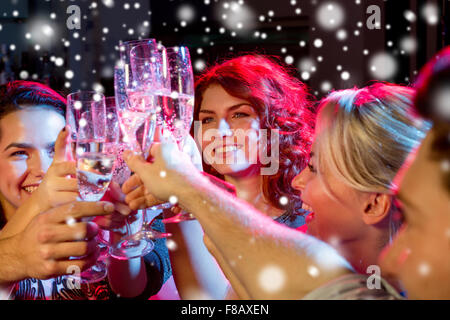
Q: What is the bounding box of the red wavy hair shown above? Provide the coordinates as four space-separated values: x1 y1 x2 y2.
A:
193 55 315 214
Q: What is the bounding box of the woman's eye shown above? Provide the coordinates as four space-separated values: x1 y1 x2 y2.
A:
307 162 317 173
10 151 28 159
48 147 55 158
201 117 214 124
232 112 249 119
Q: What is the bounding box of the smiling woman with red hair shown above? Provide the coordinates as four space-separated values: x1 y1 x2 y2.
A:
194 54 314 221
154 54 315 299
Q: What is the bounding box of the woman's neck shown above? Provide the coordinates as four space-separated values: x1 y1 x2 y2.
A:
337 226 389 274
224 174 284 219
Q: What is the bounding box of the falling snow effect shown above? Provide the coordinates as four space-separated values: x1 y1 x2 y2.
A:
421 3 439 25
369 53 398 80
166 239 178 251
0 1 444 106
432 85 450 121
258 265 286 293
316 2 345 31
418 262 431 277
217 1 256 34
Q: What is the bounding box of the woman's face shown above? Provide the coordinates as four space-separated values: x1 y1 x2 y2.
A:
197 84 261 177
379 127 450 299
291 145 369 247
0 108 65 217
291 105 370 248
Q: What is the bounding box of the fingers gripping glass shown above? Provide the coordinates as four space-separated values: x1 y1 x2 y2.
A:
66 91 113 283
104 97 158 260
156 46 196 222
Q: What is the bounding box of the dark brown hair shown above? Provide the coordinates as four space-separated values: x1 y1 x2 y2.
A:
414 46 450 193
0 81 66 228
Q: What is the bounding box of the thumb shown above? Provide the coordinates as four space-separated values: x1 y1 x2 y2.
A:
54 126 70 162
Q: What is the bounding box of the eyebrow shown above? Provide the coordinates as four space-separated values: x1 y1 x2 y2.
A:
3 142 55 152
199 103 253 115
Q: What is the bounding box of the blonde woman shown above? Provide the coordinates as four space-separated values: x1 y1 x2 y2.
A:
291 83 430 285
122 82 430 299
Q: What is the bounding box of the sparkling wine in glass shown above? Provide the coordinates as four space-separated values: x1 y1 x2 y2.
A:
159 46 197 223
76 150 115 202
68 91 111 283
105 97 156 260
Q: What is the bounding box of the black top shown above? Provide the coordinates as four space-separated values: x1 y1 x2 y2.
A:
9 217 171 300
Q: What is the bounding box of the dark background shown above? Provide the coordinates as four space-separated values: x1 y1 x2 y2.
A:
0 0 449 99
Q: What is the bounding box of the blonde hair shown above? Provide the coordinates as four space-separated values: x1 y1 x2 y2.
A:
315 83 429 195
314 83 430 240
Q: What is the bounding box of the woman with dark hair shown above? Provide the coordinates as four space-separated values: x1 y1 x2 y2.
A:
0 81 171 300
379 46 450 299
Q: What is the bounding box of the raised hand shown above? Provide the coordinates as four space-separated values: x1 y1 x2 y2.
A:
12 201 115 280
94 181 136 230
122 130 200 207
32 126 78 212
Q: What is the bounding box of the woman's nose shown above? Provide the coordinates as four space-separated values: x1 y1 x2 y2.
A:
218 119 233 137
29 153 52 178
291 168 308 191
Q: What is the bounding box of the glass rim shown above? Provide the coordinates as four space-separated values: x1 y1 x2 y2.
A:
129 44 166 60
119 38 157 47
67 91 105 103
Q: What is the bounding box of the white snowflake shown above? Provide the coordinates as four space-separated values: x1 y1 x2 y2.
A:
432 85 450 120
421 3 439 25
258 265 286 294
369 53 398 80
400 36 417 54
316 2 345 31
341 71 350 81
313 38 323 48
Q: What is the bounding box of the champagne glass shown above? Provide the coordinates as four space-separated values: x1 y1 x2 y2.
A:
159 46 196 223
67 91 112 283
160 46 195 146
115 39 160 157
113 44 174 250
106 96 157 260
128 43 172 211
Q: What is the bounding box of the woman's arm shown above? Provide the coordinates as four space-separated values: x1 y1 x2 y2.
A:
165 218 229 300
107 231 148 298
108 217 173 299
102 188 170 298
123 140 354 300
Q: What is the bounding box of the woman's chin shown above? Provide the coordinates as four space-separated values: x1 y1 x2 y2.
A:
213 163 260 177
18 189 33 203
